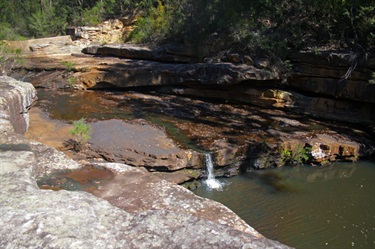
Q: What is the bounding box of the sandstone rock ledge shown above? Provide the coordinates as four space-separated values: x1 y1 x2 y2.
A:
0 76 291 248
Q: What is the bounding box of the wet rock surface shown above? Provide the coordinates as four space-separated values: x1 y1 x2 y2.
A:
6 40 375 174
87 119 200 171
26 88 375 181
40 162 259 235
3 37 375 247
1 78 292 248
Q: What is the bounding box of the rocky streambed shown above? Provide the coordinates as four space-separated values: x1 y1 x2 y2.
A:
2 36 375 247
25 87 374 187
8 37 375 185
0 76 290 248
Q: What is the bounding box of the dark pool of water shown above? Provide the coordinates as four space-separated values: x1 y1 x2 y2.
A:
193 161 375 249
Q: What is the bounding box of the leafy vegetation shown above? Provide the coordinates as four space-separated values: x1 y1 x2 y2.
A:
128 0 375 57
0 41 23 75
62 61 76 72
280 144 311 166
0 1 373 58
68 118 92 151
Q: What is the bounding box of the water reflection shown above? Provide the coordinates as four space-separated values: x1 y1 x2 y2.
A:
255 171 299 193
303 164 357 183
193 161 375 249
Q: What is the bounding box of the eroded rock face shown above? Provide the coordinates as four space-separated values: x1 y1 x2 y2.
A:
75 60 277 89
70 19 125 44
0 77 291 248
9 39 375 170
12 40 279 90
288 51 375 104
280 133 361 163
25 87 373 176
12 39 375 124
0 76 37 134
82 43 198 63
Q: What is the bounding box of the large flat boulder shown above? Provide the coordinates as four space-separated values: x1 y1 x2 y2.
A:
82 43 198 63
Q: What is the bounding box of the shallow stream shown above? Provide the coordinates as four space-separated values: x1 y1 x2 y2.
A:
31 89 375 248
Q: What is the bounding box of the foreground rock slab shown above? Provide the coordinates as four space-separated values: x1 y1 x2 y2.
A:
0 77 291 248
0 151 288 248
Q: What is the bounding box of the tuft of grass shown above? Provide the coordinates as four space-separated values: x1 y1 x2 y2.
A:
62 61 76 72
68 118 92 151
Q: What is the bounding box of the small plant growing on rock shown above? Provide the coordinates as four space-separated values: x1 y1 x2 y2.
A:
67 77 76 89
68 118 92 152
62 61 76 72
280 144 311 166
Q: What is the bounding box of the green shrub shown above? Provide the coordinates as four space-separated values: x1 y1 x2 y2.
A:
82 2 104 26
280 144 311 166
28 5 65 38
69 118 92 151
0 41 23 75
128 0 172 44
0 22 26 40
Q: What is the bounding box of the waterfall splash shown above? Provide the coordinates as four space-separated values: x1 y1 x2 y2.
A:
204 153 223 190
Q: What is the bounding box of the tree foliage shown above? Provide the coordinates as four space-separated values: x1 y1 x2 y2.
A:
128 0 374 56
0 0 373 54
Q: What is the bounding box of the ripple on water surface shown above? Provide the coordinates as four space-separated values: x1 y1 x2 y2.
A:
193 161 375 249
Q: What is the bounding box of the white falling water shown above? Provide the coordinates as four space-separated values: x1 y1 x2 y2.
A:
204 153 223 190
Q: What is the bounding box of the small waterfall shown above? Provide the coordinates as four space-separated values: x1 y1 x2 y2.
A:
204 153 223 190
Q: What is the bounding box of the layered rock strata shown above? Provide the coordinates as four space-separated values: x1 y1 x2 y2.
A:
7 38 375 173
0 76 36 134
288 51 375 104
0 77 290 248
13 41 375 125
